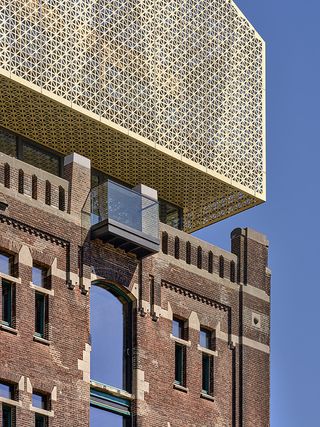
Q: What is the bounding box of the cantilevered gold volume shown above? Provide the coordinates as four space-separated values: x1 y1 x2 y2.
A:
0 0 265 232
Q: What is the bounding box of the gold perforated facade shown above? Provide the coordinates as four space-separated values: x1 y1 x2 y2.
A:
0 0 265 232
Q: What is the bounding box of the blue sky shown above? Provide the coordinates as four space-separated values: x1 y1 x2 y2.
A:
194 1 320 425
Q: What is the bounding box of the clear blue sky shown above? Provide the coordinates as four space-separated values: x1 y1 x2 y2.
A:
194 1 320 425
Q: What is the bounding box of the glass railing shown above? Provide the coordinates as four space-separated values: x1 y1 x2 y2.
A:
91 180 159 241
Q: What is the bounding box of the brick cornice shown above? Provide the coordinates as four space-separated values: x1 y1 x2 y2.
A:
161 280 229 312
0 213 69 248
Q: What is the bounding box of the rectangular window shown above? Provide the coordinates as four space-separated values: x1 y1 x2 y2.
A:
202 354 213 396
200 328 212 349
32 265 47 288
172 318 185 339
0 128 17 158
2 281 14 327
0 381 14 399
33 392 49 427
2 404 13 427
174 343 186 386
35 293 48 338
22 140 61 177
0 253 13 276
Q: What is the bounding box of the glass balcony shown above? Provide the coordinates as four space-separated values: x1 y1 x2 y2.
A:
90 180 159 257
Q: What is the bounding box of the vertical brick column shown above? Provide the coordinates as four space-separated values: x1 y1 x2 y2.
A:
64 153 91 291
231 228 270 427
63 153 91 218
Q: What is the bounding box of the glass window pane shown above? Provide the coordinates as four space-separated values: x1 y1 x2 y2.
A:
175 344 185 385
2 281 12 326
0 253 11 275
32 393 47 409
200 329 211 349
90 406 127 427
35 413 47 427
0 382 13 399
35 293 46 337
0 129 16 157
90 285 126 389
22 141 60 176
32 266 46 287
202 354 212 394
172 318 183 339
2 404 12 427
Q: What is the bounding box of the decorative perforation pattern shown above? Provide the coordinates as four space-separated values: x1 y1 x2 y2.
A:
0 0 265 232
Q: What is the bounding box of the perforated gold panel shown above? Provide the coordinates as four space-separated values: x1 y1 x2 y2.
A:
0 0 265 232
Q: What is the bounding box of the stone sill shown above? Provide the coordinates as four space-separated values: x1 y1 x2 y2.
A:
197 344 218 357
170 334 191 347
173 383 188 393
90 380 134 401
33 335 51 345
0 272 21 284
1 323 18 335
30 405 54 417
200 392 215 402
30 282 54 296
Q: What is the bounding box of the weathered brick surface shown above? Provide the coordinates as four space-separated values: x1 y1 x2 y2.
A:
0 156 270 427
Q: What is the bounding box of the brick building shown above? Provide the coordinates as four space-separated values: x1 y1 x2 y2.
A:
0 1 269 426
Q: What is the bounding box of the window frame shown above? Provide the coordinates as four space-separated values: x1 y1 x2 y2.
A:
34 292 48 339
174 342 186 387
0 252 14 277
0 126 63 177
90 281 134 425
202 353 214 396
1 280 15 328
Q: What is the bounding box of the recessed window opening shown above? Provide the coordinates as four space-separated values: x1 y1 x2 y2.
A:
2 280 14 328
0 381 14 400
0 252 13 276
35 293 48 339
202 354 213 396
0 127 63 177
200 328 212 349
90 282 133 425
90 283 132 391
32 265 48 288
33 392 49 427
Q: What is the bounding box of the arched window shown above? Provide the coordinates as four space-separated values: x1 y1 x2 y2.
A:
90 282 133 426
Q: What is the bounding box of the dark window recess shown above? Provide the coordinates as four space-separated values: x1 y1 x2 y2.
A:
197 246 202 269
219 255 224 278
45 180 51 205
159 198 182 230
2 281 14 327
230 260 236 283
208 251 213 274
35 413 48 427
35 293 48 338
186 241 191 264
202 354 213 396
174 236 180 259
0 128 16 157
2 404 13 427
18 169 24 194
0 127 63 177
175 343 186 386
162 232 168 254
58 186 65 211
32 175 38 199
4 163 10 188
22 140 60 176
